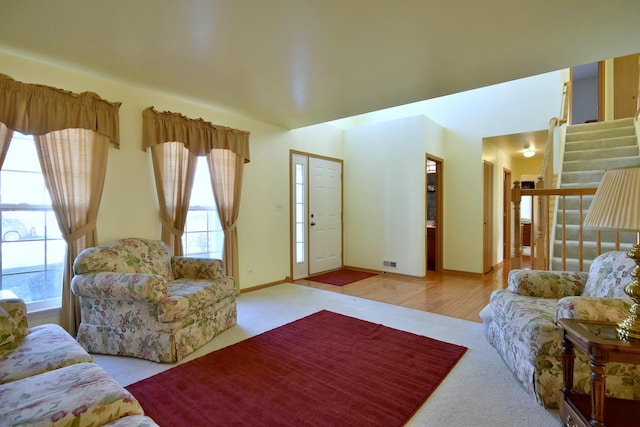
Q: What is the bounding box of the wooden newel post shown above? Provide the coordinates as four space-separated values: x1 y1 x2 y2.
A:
534 177 547 269
512 181 522 269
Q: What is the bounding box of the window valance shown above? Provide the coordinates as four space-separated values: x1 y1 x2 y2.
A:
0 73 121 147
142 107 250 163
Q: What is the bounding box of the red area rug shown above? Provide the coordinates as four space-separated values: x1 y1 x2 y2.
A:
307 268 378 286
127 310 467 427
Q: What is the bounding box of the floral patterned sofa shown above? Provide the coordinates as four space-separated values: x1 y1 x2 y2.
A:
0 297 158 426
71 237 237 362
479 251 640 408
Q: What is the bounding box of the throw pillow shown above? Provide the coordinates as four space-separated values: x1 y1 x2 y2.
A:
582 251 635 298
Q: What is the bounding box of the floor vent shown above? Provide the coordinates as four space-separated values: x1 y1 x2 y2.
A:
383 260 397 268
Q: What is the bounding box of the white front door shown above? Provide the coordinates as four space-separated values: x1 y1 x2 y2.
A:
290 153 342 279
309 157 342 274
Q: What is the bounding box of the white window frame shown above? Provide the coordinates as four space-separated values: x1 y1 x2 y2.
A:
0 132 66 311
182 157 224 259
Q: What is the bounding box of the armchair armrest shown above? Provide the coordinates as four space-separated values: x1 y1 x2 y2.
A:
556 296 633 323
0 298 28 346
171 256 225 280
508 270 587 298
71 272 168 303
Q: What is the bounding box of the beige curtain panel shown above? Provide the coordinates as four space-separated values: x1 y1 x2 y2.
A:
35 129 110 335
151 141 197 256
0 123 13 169
0 73 121 147
142 107 250 285
207 149 244 288
142 107 250 162
0 73 120 335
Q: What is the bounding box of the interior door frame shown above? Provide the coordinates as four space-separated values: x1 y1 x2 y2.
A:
503 168 512 262
598 60 605 122
289 150 344 280
425 154 444 273
483 161 494 273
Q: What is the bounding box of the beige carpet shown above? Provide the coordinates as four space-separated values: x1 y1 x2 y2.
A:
93 283 560 426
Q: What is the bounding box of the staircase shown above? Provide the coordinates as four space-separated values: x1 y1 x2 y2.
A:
552 117 640 271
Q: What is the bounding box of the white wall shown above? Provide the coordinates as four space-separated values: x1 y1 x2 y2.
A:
482 140 513 264
1 48 567 324
0 50 343 299
343 116 444 277
334 71 566 273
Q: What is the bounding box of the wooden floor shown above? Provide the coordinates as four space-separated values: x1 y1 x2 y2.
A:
295 259 522 323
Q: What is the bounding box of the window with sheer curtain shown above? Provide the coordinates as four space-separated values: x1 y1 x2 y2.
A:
182 157 224 259
142 107 250 286
0 73 120 334
1 131 65 311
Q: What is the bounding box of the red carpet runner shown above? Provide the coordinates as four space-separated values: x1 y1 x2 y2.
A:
127 310 467 426
307 268 378 286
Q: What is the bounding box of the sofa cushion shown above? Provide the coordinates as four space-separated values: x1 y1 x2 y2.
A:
72 272 169 302
0 324 94 384
490 290 561 361
0 362 144 426
508 270 586 298
0 307 17 347
74 238 173 280
158 277 236 322
582 251 636 298
172 256 225 280
556 296 633 323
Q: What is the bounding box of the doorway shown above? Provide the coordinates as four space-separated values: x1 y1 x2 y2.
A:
290 151 343 280
570 53 640 123
483 161 494 273
426 155 443 272
571 62 602 124
614 53 640 119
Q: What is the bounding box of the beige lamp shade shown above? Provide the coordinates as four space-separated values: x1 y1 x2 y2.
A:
583 165 640 232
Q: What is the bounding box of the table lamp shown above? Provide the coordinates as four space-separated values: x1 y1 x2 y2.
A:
583 165 640 340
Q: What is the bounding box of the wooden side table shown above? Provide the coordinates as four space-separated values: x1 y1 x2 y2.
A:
559 319 640 427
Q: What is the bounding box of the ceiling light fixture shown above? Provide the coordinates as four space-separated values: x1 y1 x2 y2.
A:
523 144 535 158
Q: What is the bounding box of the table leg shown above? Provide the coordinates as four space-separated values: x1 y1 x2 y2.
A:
590 349 607 427
561 333 575 394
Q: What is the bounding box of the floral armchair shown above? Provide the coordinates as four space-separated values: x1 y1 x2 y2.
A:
479 251 640 408
71 238 237 362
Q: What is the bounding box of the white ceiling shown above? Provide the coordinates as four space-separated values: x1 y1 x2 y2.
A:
485 130 548 158
1 1 639 129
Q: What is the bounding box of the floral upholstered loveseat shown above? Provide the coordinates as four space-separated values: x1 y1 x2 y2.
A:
0 297 158 426
479 251 640 408
71 238 237 363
